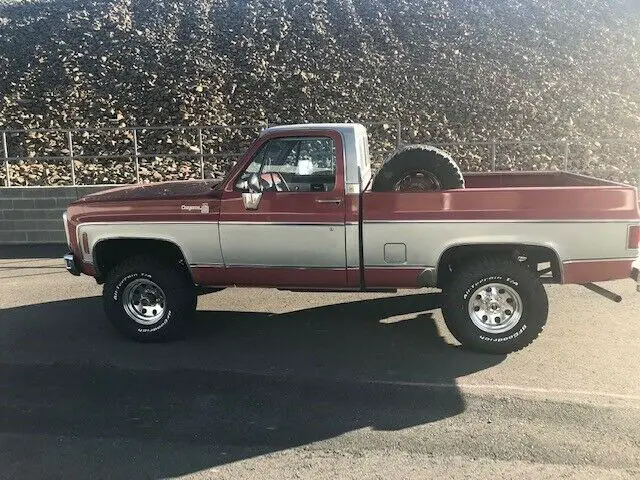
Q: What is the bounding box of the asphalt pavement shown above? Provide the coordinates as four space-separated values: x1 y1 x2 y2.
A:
0 245 639 479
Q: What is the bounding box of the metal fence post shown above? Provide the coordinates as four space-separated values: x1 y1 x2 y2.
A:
198 127 204 180
396 120 402 149
132 128 140 183
2 132 9 187
67 130 75 186
563 141 570 171
490 139 497 171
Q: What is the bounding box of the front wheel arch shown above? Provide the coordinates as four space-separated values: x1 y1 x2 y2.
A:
93 238 192 282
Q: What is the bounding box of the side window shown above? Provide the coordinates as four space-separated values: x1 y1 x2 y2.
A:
235 136 337 192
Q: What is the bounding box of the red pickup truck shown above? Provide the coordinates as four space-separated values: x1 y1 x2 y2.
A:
62 123 640 354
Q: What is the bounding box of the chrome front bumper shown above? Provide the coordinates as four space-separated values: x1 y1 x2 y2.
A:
64 253 81 276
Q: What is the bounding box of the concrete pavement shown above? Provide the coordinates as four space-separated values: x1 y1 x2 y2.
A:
1 247 639 479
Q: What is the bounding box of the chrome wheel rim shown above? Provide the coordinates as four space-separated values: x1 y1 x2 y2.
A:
122 278 166 325
468 283 523 334
393 170 442 192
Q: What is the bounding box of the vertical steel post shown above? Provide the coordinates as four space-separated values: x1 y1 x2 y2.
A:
490 139 497 171
198 127 204 180
2 132 9 187
396 120 402 149
133 128 140 184
67 131 75 186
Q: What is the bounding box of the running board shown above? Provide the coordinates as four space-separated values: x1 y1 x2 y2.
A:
582 283 622 303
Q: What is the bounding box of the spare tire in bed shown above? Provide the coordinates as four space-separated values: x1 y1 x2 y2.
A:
371 145 465 192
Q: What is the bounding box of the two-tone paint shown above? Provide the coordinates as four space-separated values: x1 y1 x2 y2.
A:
63 123 640 291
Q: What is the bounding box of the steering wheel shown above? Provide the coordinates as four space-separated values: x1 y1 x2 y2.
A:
260 172 290 192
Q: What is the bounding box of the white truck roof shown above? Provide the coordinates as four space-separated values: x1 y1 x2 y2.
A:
261 122 365 135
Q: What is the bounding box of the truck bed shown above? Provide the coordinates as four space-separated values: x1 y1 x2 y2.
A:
361 170 639 287
363 170 638 221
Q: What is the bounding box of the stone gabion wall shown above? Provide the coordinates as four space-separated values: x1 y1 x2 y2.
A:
0 0 639 186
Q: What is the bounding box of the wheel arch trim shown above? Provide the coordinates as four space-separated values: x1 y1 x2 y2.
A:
91 236 194 281
435 241 564 285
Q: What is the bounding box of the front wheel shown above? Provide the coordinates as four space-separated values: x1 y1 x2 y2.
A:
103 255 196 342
441 257 548 354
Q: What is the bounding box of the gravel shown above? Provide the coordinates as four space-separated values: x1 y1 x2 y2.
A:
0 0 639 186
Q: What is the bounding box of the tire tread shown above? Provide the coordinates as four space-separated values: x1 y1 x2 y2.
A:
371 145 464 192
103 254 195 342
442 256 548 354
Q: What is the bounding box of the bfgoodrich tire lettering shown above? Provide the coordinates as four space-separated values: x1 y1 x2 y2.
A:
103 255 196 342
442 257 548 354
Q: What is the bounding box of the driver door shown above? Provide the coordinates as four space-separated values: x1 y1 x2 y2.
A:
219 130 348 288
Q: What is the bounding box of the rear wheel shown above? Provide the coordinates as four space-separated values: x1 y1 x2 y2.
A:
441 257 548 354
103 255 196 342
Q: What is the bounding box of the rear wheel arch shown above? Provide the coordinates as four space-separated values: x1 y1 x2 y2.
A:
436 242 563 287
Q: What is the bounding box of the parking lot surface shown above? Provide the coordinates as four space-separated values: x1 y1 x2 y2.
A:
1 246 639 479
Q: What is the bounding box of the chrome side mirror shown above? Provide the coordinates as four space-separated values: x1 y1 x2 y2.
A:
242 192 262 210
238 173 263 209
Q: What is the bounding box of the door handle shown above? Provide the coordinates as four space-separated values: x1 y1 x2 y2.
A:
315 199 343 204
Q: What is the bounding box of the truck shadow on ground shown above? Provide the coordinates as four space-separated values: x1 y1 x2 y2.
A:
0 243 67 260
0 293 506 479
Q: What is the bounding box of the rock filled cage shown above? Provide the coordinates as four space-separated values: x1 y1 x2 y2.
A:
0 0 639 186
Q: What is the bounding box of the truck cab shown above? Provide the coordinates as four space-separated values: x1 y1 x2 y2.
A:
213 124 370 289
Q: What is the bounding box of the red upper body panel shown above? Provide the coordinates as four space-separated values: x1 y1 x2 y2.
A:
63 127 640 288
